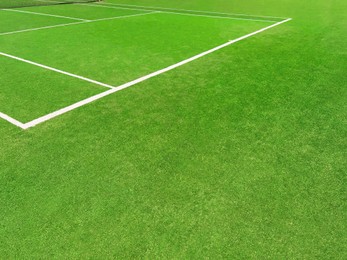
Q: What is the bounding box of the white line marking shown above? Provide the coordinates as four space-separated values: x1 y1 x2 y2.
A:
85 11 160 22
0 11 158 36
83 3 279 22
80 3 158 13
0 18 291 129
95 2 288 20
0 21 84 36
160 11 276 23
2 8 90 21
0 52 115 89
0 112 26 129
22 88 116 129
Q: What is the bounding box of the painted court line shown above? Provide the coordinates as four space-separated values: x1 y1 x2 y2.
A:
2 8 90 21
22 88 116 129
0 52 115 89
0 21 84 36
0 11 158 36
86 11 160 22
0 112 26 129
160 11 276 23
97 2 287 20
0 18 291 129
83 3 279 23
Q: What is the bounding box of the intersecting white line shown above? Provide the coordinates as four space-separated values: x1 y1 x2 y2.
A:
0 52 115 89
83 11 160 22
0 11 158 36
0 112 26 129
0 18 291 130
82 3 279 23
96 2 288 20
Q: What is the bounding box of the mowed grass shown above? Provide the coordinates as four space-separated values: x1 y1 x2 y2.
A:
0 0 346 258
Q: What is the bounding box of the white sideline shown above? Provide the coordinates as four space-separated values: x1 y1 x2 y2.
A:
83 3 278 23
0 18 291 129
2 8 90 21
97 2 287 20
0 11 158 36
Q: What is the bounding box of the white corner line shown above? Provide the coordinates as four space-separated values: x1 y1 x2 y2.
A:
21 89 116 129
3 18 292 130
0 11 158 36
0 112 26 129
94 2 288 20
83 3 279 22
2 8 90 22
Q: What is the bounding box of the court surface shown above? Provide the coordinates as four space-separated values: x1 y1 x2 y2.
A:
0 0 345 258
0 2 290 128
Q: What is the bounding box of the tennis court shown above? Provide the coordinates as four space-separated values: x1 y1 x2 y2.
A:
0 1 290 128
1 0 345 258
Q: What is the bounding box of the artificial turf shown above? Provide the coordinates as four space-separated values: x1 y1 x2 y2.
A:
0 0 346 258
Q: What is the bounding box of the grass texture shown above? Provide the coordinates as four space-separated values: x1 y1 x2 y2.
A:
0 0 346 258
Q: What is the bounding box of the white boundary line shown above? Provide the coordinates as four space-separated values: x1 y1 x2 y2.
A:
2 8 90 21
0 18 291 130
23 88 116 129
83 3 279 23
97 2 287 20
84 11 160 22
159 11 276 23
0 11 158 36
0 20 84 36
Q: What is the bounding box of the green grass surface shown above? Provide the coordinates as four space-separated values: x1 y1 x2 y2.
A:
0 8 267 121
21 4 149 20
0 0 346 258
0 56 106 121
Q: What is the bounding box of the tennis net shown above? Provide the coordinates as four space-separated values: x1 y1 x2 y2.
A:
0 0 100 9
